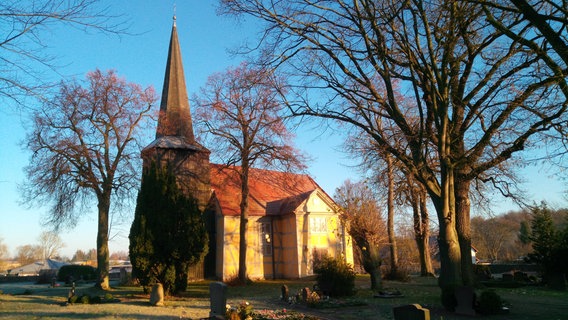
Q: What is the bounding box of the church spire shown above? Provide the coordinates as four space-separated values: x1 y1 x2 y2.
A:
156 17 194 141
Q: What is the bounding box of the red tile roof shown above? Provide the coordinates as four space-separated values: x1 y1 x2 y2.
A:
210 164 322 216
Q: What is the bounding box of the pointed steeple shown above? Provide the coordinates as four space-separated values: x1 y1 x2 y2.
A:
156 16 194 141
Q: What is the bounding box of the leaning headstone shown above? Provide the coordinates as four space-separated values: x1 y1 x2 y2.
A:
454 286 476 316
149 283 164 306
393 304 430 320
301 287 311 302
281 285 289 302
209 282 228 319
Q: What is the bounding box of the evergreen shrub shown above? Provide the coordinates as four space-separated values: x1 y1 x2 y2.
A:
313 255 356 297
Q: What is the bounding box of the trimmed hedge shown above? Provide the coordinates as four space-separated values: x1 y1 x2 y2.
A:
57 265 97 283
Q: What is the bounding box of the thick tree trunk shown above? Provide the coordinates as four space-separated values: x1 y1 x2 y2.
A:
414 191 434 276
428 165 462 310
455 177 474 286
386 155 398 274
96 192 111 290
238 164 249 284
362 244 382 291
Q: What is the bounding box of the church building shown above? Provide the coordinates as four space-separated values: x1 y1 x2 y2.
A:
141 17 353 281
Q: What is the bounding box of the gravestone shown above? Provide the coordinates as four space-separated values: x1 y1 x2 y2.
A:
301 287 311 302
119 267 128 284
150 283 164 306
67 282 76 301
393 304 430 320
281 285 289 302
209 282 228 319
454 286 476 316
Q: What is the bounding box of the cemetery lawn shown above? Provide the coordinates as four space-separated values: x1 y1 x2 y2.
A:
0 275 566 319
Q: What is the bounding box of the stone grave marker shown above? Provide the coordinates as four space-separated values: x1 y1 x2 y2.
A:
209 281 228 319
393 304 430 320
281 285 289 302
150 283 164 306
119 267 128 284
454 286 476 316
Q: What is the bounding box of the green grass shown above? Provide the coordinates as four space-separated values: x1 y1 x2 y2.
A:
0 276 567 319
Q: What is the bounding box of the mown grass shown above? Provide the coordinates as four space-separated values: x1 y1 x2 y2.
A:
0 276 567 319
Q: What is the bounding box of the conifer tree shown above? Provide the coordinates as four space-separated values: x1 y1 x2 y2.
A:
129 162 208 294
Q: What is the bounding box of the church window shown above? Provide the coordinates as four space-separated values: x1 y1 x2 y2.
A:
260 222 272 256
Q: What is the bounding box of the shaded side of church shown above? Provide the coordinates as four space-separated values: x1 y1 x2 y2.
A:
141 18 353 281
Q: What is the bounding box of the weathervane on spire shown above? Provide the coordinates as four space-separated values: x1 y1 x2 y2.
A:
173 3 177 26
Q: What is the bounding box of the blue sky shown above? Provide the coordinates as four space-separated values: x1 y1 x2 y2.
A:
0 1 566 258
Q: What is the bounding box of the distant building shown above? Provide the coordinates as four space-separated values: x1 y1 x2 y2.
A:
140 17 353 281
7 259 68 276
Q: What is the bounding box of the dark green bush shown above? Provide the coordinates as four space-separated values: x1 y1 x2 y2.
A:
313 255 356 297
477 289 503 315
57 265 97 283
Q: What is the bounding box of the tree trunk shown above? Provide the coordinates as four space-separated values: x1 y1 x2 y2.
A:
428 164 462 310
238 163 249 284
414 190 434 276
455 177 474 286
96 191 111 290
362 244 382 291
386 155 398 274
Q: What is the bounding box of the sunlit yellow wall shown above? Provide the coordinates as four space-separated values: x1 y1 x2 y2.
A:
220 215 269 280
217 191 354 280
273 214 300 278
299 192 355 277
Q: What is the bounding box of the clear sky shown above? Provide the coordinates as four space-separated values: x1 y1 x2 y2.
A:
0 1 566 259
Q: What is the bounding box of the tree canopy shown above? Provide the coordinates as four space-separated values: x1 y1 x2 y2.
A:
22 69 156 289
220 0 568 302
0 0 125 107
193 62 306 283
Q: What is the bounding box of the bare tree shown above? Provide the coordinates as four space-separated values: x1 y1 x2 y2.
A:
109 250 128 261
15 244 42 265
334 179 387 291
0 0 126 107
21 69 157 289
71 249 88 262
221 1 568 301
478 0 568 169
345 125 433 277
193 62 306 284
0 237 8 271
37 231 65 260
